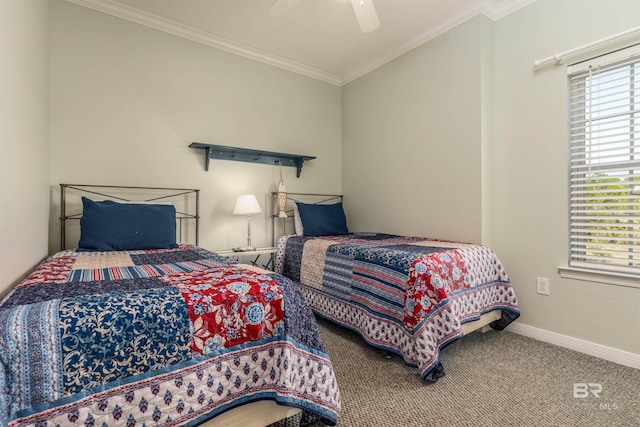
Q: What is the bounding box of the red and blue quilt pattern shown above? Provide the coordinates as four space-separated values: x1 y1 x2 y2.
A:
276 233 520 382
0 245 340 426
161 265 285 353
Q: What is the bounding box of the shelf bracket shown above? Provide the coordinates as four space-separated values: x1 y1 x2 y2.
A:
190 142 315 177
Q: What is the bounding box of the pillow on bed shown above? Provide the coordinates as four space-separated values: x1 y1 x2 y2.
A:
78 197 178 251
293 203 304 236
295 201 349 237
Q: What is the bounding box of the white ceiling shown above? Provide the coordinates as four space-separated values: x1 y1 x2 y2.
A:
66 0 536 86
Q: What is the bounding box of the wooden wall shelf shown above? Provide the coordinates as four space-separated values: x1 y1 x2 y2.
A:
189 143 315 177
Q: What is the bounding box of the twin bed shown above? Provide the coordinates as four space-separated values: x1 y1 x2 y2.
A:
0 185 520 427
0 185 340 427
273 193 520 382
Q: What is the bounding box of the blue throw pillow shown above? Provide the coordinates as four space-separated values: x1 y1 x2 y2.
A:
78 197 178 251
295 201 349 237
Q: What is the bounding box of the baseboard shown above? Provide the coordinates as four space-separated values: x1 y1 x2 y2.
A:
506 322 640 370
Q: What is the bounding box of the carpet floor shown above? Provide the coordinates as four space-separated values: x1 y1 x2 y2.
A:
281 316 640 427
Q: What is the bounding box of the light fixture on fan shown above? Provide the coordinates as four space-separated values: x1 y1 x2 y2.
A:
268 0 380 33
350 0 380 33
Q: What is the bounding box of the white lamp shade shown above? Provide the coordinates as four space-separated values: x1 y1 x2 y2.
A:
233 194 262 215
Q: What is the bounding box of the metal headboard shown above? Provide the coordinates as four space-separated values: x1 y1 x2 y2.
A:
270 192 343 246
60 184 200 250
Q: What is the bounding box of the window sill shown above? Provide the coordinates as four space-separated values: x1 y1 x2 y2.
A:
558 266 640 289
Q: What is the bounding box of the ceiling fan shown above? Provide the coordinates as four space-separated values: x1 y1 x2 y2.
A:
268 0 380 33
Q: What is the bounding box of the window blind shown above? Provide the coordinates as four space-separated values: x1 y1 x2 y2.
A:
568 46 640 275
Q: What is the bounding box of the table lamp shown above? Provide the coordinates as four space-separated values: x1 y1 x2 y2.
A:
233 194 262 251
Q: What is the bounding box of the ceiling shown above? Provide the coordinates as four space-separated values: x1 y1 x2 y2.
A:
66 0 536 86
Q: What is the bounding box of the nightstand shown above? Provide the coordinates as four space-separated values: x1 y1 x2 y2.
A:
216 247 277 270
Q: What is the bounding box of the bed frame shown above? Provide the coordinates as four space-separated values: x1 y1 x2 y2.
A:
270 192 343 246
58 184 302 426
59 184 200 251
270 192 502 338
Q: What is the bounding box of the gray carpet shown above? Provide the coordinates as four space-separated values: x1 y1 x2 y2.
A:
278 316 640 427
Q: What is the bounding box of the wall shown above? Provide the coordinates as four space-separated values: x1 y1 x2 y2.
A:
491 0 640 354
0 1 50 296
342 16 486 243
344 0 640 356
15 0 640 359
49 0 342 253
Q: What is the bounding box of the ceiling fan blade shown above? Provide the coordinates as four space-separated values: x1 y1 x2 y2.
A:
350 0 380 33
268 0 301 16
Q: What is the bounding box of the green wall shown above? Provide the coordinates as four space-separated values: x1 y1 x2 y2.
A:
342 16 486 243
49 0 342 253
0 0 50 297
491 0 640 353
4 0 638 360
343 0 640 355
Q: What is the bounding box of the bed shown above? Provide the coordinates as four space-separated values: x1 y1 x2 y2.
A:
0 185 340 427
272 193 520 382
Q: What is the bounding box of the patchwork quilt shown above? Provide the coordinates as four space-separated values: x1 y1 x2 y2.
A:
0 245 340 427
276 233 520 382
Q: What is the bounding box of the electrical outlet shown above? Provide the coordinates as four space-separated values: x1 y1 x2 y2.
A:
536 277 550 295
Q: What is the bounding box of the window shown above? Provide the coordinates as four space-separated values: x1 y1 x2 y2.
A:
567 45 640 283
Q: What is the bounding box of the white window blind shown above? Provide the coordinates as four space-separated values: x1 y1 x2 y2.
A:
568 45 640 276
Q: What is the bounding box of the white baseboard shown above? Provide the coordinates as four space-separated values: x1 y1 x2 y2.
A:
506 322 640 370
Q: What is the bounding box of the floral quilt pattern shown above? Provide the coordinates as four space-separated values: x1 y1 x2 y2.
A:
404 249 471 330
160 266 285 354
0 245 340 427
277 233 520 382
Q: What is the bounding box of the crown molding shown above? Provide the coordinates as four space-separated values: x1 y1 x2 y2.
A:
482 0 539 20
65 0 537 87
342 0 537 84
342 0 485 84
64 0 342 86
